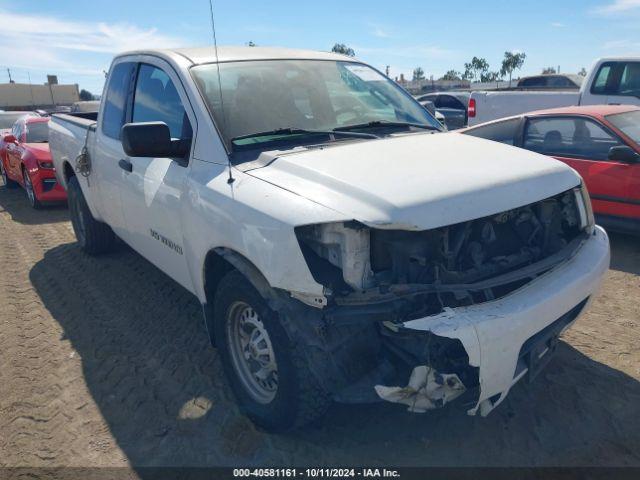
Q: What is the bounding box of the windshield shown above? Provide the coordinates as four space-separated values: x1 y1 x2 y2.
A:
0 113 31 129
191 60 440 149
25 122 49 143
606 110 640 145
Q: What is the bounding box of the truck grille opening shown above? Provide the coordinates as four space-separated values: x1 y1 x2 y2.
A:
336 188 586 318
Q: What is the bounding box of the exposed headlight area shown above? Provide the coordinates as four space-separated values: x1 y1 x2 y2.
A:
296 188 589 315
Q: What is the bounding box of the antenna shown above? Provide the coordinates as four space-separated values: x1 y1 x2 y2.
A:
207 0 234 184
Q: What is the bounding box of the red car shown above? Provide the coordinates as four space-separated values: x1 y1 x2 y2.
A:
0 116 67 208
462 105 640 235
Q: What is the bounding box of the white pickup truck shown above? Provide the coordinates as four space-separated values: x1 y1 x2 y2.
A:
469 57 640 125
49 46 609 431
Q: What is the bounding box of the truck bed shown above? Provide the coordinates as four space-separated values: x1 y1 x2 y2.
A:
49 113 99 192
469 90 580 126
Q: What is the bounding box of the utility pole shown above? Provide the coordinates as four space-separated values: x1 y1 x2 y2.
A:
27 72 35 107
7 68 13 83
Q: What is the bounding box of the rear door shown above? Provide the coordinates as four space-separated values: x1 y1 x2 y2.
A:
92 60 136 237
522 115 635 218
118 59 195 291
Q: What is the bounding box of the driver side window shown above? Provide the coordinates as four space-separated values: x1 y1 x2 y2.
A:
132 64 193 141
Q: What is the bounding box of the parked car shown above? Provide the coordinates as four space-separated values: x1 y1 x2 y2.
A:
418 100 448 129
0 111 38 135
516 74 583 89
49 46 608 431
417 92 470 129
0 116 66 208
468 57 640 125
461 105 640 235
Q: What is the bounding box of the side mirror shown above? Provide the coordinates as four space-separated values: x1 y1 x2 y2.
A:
421 100 436 116
608 145 640 163
3 134 16 144
121 122 190 158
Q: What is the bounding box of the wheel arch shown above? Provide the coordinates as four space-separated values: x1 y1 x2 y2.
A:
202 247 276 345
62 160 76 183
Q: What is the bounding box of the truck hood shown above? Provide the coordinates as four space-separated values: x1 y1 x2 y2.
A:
244 132 581 230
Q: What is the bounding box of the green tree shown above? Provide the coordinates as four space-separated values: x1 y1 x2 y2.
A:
440 70 461 81
481 71 501 82
79 89 93 101
464 57 489 83
501 51 527 86
331 43 355 57
412 67 425 81
542 66 557 74
247 40 256 47
578 67 587 76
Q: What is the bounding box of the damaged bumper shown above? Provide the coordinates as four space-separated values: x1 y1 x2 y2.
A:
383 226 609 416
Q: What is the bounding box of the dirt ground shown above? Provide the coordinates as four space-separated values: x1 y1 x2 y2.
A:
1 183 639 471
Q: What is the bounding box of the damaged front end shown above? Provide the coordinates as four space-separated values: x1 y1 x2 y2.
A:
291 185 596 414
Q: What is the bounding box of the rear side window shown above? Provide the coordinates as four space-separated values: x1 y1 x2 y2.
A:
102 62 134 139
132 64 192 140
524 116 622 160
463 118 520 145
437 95 465 109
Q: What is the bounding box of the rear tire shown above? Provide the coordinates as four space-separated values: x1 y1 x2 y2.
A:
67 176 116 255
1 161 17 189
214 270 331 432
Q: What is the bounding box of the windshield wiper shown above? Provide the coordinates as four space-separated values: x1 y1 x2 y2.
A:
334 120 439 132
231 127 378 145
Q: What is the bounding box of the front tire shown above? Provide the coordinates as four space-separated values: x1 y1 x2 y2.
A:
214 270 330 432
23 168 42 209
67 176 116 255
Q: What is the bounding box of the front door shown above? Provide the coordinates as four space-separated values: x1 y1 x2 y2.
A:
522 115 635 219
118 60 195 291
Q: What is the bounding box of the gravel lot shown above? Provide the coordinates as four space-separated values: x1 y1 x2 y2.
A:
1 183 639 470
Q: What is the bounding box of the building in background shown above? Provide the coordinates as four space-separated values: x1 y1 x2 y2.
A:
0 76 80 110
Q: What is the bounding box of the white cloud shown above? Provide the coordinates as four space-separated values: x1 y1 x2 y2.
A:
550 22 566 27
591 0 640 15
354 45 453 59
0 10 187 91
603 39 640 50
367 23 391 38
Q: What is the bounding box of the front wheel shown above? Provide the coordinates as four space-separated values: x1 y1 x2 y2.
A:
23 168 42 209
214 270 330 431
67 176 116 255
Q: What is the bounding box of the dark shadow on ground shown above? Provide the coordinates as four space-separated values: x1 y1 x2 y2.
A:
0 184 68 225
29 242 640 471
608 231 640 276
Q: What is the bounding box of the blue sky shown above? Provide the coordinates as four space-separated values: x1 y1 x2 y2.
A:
1 0 639 94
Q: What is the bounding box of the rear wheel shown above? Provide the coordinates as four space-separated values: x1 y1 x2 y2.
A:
214 270 330 431
22 168 42 209
1 161 17 189
67 176 116 255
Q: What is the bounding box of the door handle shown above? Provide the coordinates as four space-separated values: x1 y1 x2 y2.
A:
118 159 133 172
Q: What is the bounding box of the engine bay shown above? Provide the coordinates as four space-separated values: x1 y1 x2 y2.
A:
296 188 587 315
